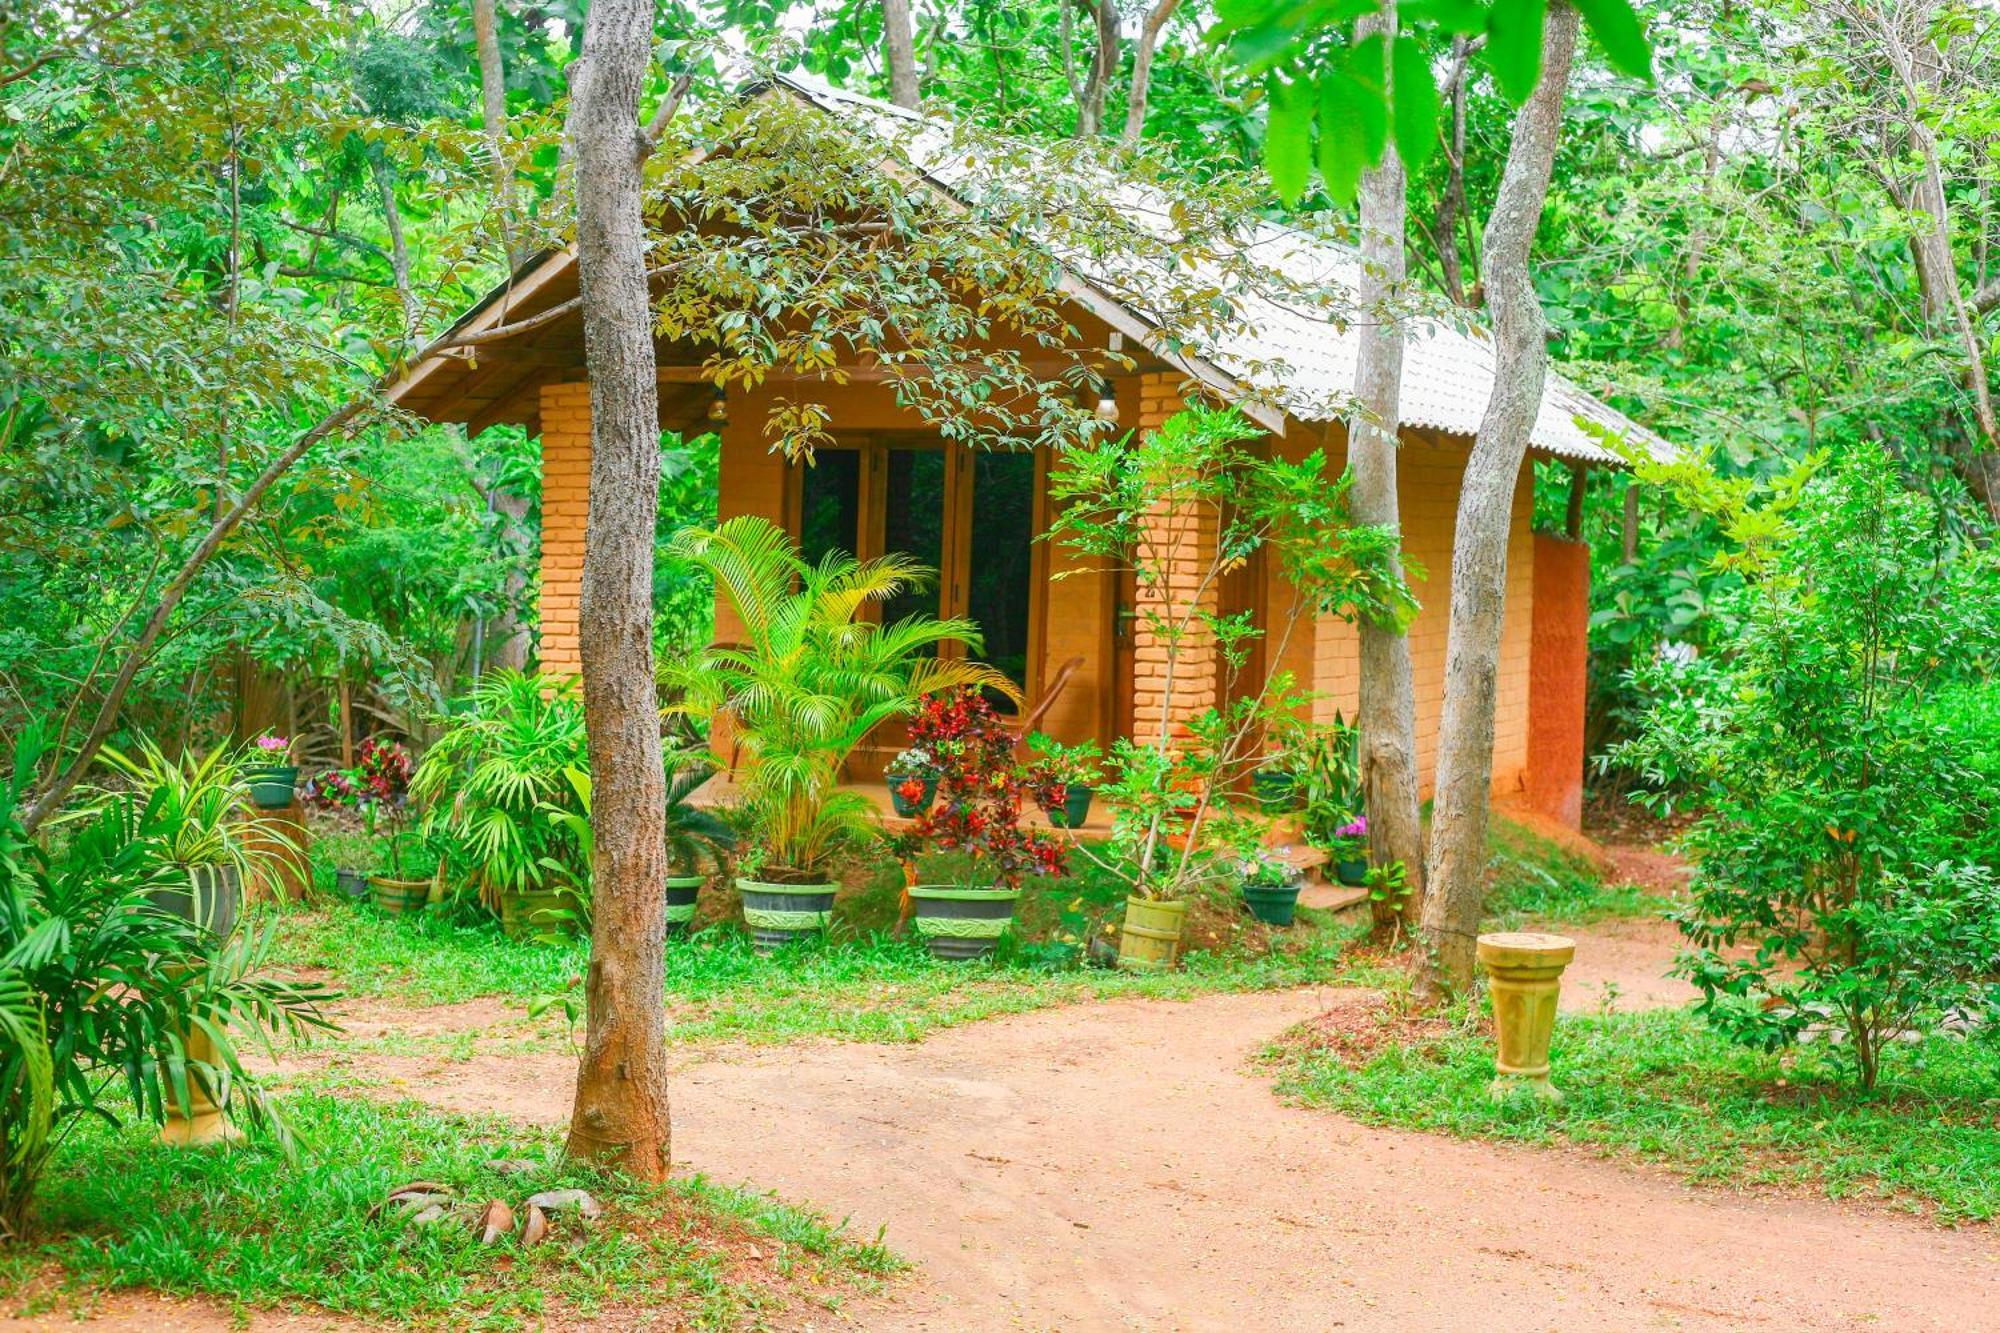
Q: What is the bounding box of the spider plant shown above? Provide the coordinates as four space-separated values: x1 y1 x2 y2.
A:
411 670 589 911
91 741 263 875
665 516 1017 883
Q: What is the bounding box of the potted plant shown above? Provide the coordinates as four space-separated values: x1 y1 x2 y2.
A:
665 517 1015 952
663 761 735 936
1250 763 1299 813
883 745 941 818
1325 815 1370 887
904 692 1068 960
306 738 414 904
1237 847 1305 926
98 742 267 937
243 734 299 809
412 672 589 939
1022 734 1103 829
367 793 435 916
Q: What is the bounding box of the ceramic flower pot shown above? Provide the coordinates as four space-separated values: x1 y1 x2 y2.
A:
333 867 370 902
153 863 242 939
1116 896 1187 972
737 876 836 952
908 886 1020 960
1241 878 1303 927
1044 784 1096 830
885 772 938 818
665 874 703 936
368 875 430 916
1335 859 1369 887
1251 770 1297 813
243 764 299 810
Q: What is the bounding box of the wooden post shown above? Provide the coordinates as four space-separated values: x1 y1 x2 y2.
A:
242 801 312 901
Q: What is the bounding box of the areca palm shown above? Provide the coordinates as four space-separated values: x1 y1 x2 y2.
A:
667 516 1017 878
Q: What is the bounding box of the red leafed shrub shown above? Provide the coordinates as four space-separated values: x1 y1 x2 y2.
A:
908 690 1067 888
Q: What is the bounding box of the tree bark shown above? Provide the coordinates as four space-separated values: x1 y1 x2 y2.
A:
1348 6 1425 940
562 0 673 1182
1418 2 1579 999
369 153 417 337
471 0 526 268
1072 0 1119 139
883 0 920 109
1119 0 1181 149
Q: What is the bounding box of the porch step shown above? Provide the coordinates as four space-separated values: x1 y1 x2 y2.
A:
1298 881 1370 915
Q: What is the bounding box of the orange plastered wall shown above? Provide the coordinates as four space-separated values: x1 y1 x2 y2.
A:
1309 427 1537 800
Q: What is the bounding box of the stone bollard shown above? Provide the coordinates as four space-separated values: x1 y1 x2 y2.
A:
1476 931 1576 1101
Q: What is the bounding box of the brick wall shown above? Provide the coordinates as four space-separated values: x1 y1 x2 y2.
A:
1128 374 1225 744
538 382 592 676
1310 428 1538 799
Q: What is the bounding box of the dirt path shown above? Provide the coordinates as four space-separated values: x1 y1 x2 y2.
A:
247 986 1992 1333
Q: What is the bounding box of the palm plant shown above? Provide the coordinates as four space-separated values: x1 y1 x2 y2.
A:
0 737 336 1238
666 516 1017 881
412 671 590 911
664 761 735 876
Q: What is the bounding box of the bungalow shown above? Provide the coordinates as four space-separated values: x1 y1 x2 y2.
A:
390 73 1671 831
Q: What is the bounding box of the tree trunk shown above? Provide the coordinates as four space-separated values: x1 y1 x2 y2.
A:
1348 6 1425 940
471 0 525 267
883 0 920 109
369 153 417 336
490 486 533 670
563 0 672 1182
1119 0 1181 149
1072 0 1118 139
1418 2 1579 999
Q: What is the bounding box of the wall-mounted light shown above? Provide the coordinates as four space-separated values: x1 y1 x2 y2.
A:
706 384 728 425
1094 376 1119 423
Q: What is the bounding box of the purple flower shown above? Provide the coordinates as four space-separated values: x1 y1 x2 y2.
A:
1336 816 1367 838
255 735 290 754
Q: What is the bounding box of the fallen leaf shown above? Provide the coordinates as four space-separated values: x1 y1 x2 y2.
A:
520 1204 551 1247
523 1188 603 1221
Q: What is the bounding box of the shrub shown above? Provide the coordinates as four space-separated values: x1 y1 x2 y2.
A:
1614 442 2000 1088
904 691 1066 889
0 739 335 1237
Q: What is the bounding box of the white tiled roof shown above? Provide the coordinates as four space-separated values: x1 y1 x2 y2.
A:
775 72 1674 465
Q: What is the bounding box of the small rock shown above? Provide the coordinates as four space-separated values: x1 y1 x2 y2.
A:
523 1188 604 1221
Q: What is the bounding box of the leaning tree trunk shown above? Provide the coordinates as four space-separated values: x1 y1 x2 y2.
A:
1349 6 1425 940
1418 2 1579 999
563 0 673 1181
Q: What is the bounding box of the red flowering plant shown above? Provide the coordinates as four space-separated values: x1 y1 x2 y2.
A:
304 738 420 875
905 690 1067 890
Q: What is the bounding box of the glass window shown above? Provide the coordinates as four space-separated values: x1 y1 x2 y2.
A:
967 450 1035 700
881 448 946 630
798 448 861 568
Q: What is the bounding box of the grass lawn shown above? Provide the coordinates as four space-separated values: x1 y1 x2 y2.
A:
4 1093 898 1330
269 903 1387 1045
1481 817 1673 927
1269 1002 2000 1225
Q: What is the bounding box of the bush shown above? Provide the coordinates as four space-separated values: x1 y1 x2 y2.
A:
1614 442 2000 1088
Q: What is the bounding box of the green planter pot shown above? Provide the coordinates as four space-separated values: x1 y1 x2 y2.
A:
1044 784 1096 830
243 764 299 810
501 887 581 943
1241 879 1303 927
908 886 1020 961
368 875 430 916
153 863 242 939
1335 859 1369 888
665 874 703 937
1251 770 1298 813
738 876 836 952
885 773 938 818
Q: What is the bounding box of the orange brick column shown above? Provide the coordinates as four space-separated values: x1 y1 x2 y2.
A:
1525 533 1589 828
537 383 592 675
1129 374 1220 745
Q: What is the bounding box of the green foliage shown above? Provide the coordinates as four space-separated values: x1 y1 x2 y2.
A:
9 1092 897 1325
1272 1004 2000 1223
665 516 1013 878
1212 0 1653 203
1046 405 1411 900
1613 443 2000 1087
411 672 589 907
0 738 336 1237
88 743 258 872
